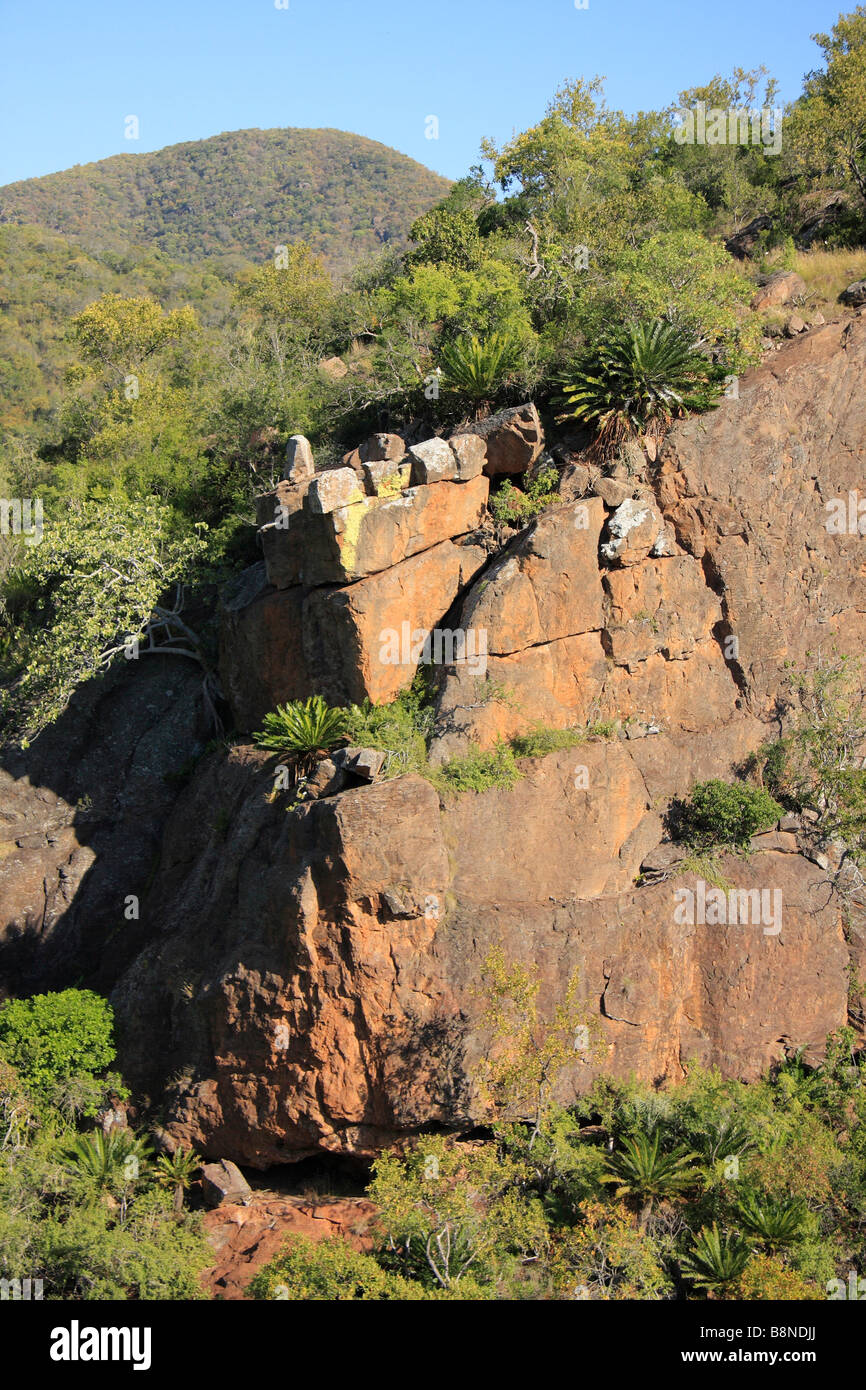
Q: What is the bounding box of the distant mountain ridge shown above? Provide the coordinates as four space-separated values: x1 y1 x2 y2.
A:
0 128 451 277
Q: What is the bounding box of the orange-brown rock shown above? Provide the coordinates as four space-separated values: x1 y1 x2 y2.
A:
297 475 489 586
219 566 312 731
305 539 488 706
656 317 866 712
750 270 807 310
472 403 544 476
6 312 866 1181
462 499 606 653
110 748 850 1167
202 1195 378 1299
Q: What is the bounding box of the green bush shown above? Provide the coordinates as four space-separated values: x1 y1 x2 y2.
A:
489 466 559 526
0 990 116 1103
678 779 782 850
431 740 522 795
752 657 866 865
248 1235 420 1301
510 720 618 758
344 678 434 779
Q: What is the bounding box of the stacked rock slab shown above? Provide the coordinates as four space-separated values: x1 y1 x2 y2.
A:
220 430 492 728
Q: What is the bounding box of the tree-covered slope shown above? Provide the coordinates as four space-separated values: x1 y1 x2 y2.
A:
0 128 451 277
0 223 239 430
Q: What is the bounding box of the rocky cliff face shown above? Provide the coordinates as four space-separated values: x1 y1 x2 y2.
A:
2 318 865 1168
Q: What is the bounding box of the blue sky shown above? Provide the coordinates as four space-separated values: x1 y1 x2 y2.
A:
0 0 849 186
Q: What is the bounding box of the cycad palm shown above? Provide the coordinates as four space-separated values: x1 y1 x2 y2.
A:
155 1147 201 1213
439 332 523 414
558 319 721 454
697 1115 759 1170
62 1129 152 1218
680 1222 751 1294
254 695 349 775
736 1192 806 1250
602 1130 698 1228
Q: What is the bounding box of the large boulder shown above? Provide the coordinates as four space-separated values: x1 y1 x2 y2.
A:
219 565 312 731
750 270 807 310
656 316 866 707
201 1159 253 1209
110 748 850 1167
724 213 773 260
283 435 315 484
305 539 488 706
840 280 866 307
461 403 544 476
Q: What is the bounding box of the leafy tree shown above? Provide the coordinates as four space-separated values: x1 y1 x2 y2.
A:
384 258 535 344
756 654 866 869
234 244 335 366
248 1232 489 1300
788 8 866 216
2 497 207 745
0 991 116 1104
33 1193 208 1300
729 1251 816 1300
474 946 598 1143
608 232 758 357
369 1137 547 1293
664 66 781 223
72 294 197 375
551 1200 674 1300
407 195 485 271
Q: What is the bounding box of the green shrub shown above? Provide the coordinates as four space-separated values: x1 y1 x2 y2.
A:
0 990 116 1104
489 466 559 526
248 1234 419 1301
32 1196 209 1300
344 678 434 779
510 720 617 758
431 740 522 795
678 779 782 850
751 656 866 864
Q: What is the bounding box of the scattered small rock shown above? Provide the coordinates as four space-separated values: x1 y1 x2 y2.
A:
334 746 387 782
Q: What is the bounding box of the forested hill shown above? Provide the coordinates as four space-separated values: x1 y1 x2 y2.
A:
0 128 451 276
